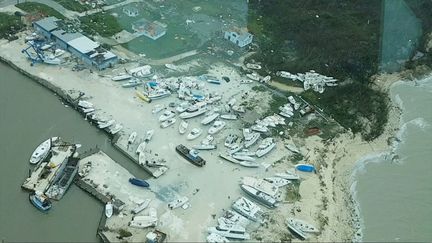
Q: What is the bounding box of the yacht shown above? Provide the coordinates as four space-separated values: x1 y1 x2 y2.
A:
240 184 277 208
232 197 262 222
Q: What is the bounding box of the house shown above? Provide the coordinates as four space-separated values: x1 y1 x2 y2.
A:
123 6 139 17
132 18 166 40
224 28 253 48
32 17 118 70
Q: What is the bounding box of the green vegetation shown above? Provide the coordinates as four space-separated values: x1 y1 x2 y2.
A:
118 229 132 238
16 2 64 19
52 0 90 12
0 13 24 39
80 13 122 37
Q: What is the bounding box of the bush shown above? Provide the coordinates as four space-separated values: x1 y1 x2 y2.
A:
80 13 122 37
16 2 64 19
0 13 24 39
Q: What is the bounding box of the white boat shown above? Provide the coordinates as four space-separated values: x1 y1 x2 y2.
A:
81 107 95 114
240 79 253 84
201 113 220 125
148 89 171 100
246 73 260 81
159 110 176 122
207 227 250 240
201 134 214 145
129 217 157 229
144 130 154 142
111 74 132 81
176 102 190 113
160 118 176 128
251 124 269 133
128 132 137 144
187 128 202 140
109 124 123 135
246 63 262 70
29 137 57 164
105 202 113 218
136 141 147 154
232 197 262 222
78 100 93 109
208 121 226 134
239 161 260 168
285 143 300 154
286 218 308 240
279 110 294 118
165 63 179 71
122 79 142 88
206 95 222 104
264 177 291 187
193 144 216 150
98 119 115 129
178 120 188 134
231 105 245 113
168 196 189 209
232 154 256 162
132 199 151 214
206 233 230 243
129 65 152 76
244 133 260 148
255 138 276 157
287 218 320 233
227 144 243 154
227 98 237 107
218 209 250 228
179 107 207 119
261 75 271 83
152 104 165 114
241 176 279 197
240 184 277 208
219 153 241 164
275 170 300 180
224 134 238 148
220 114 237 120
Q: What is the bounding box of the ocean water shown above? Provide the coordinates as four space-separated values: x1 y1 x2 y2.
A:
353 76 432 241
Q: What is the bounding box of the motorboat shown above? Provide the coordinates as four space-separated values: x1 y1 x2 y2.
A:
201 113 220 125
98 119 115 129
206 233 229 243
251 124 269 133
121 79 142 88
187 128 202 140
286 218 308 240
227 144 243 154
132 199 151 214
232 154 256 162
240 184 277 208
129 218 157 229
136 141 147 154
240 79 253 84
275 170 300 180
231 105 245 113
224 134 238 148
179 107 207 119
233 150 256 157
160 118 176 128
220 114 237 120
144 130 154 142
208 121 226 134
218 209 250 228
29 192 52 212
201 134 214 145
129 178 150 188
29 137 57 164
128 132 137 144
287 218 319 233
152 104 165 114
295 163 315 172
148 89 171 100
159 110 176 122
246 63 262 70
111 74 132 81
264 177 291 187
175 144 206 167
246 73 260 81
176 102 190 113
285 143 300 154
168 196 189 209
78 100 93 109
231 197 262 222
244 133 260 148
105 201 113 218
207 226 250 240
178 120 188 134
219 153 241 164
241 176 279 197
239 161 259 168
255 138 276 157
193 144 216 150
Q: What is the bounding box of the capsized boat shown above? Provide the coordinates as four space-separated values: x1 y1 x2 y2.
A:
178 120 188 134
201 113 220 125
240 184 277 208
160 118 176 128
220 114 237 120
295 163 315 172
159 110 176 122
175 144 206 167
255 138 276 157
187 128 202 140
168 196 189 209
29 191 52 212
105 201 113 218
29 137 57 164
208 121 226 134
232 197 262 222
129 178 150 188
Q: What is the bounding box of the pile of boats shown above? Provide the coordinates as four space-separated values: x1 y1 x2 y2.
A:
277 70 338 93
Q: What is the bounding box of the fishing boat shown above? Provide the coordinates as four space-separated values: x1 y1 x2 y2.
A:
244 133 260 148
193 144 216 150
144 130 154 142
152 104 165 114
208 121 226 134
178 120 188 134
128 132 137 144
105 201 113 218
175 144 206 167
29 192 52 212
232 197 262 222
255 138 276 157
201 113 220 125
275 170 300 180
29 137 57 164
187 128 202 140
168 196 189 209
264 177 291 187
121 79 142 88
111 74 132 81
206 233 229 243
224 134 238 148
287 218 319 233
98 119 115 129
201 134 214 145
207 226 250 240
132 199 151 214
129 178 150 188
220 114 237 120
159 110 176 122
179 107 207 119
160 118 176 128
219 153 241 164
240 185 277 208
295 163 315 172
148 89 171 100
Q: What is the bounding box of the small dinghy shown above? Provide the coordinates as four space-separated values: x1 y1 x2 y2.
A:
295 163 315 172
129 178 150 188
105 201 113 218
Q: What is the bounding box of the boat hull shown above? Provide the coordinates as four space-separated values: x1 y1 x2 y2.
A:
129 178 150 187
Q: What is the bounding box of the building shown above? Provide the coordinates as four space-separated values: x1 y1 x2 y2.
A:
32 17 118 70
123 6 139 17
224 28 253 48
132 18 166 40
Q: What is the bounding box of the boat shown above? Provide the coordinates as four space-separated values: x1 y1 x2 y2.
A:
178 120 188 134
218 209 250 228
219 153 241 164
240 79 253 84
201 113 220 125
165 63 179 71
275 170 300 180
176 102 190 113
81 107 95 114
187 128 202 140
220 114 237 120
179 107 207 119
129 219 157 229
251 124 269 133
29 137 57 164
224 134 239 148
148 89 171 100
111 74 132 81
231 105 245 113
287 218 320 233
207 226 250 240
129 65 152 77
29 192 52 212
45 156 79 200
208 121 226 134
168 196 189 209
128 132 137 144
193 144 216 150
279 110 294 118
201 134 214 145
246 73 260 81
233 150 256 157
129 178 150 188
261 75 271 83
285 143 300 154
136 141 147 154
295 163 315 172
244 133 260 148
159 110 176 122
264 177 291 187
240 184 277 208
98 119 115 129
132 199 151 214
144 130 154 142
136 91 152 103
121 79 142 88
206 233 229 243
200 75 221 85
160 118 176 128
228 144 243 154
78 100 93 109
232 154 256 162
255 138 276 157
175 144 206 167
239 161 260 168
152 104 165 114
232 197 262 222
105 201 113 218
286 218 308 240
246 63 262 70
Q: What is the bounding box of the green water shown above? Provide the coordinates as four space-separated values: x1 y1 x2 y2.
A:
0 62 148 241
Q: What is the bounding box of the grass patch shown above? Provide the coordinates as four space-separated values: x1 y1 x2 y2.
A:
251 85 267 92
16 2 64 19
285 182 301 202
80 12 122 37
0 13 24 39
52 0 90 12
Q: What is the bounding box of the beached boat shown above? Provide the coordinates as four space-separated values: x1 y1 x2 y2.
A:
175 144 206 167
275 170 300 180
148 89 171 100
201 134 214 145
144 130 154 142
264 177 291 187
136 91 152 103
231 105 245 113
233 150 256 157
240 79 253 84
81 107 95 114
29 137 57 164
179 107 207 119
176 102 190 113
105 201 113 218
244 133 260 148
232 197 262 222
129 65 152 77
224 134 239 148
246 73 260 81
78 100 93 109
129 178 150 188
218 209 250 228
239 161 259 168
220 114 237 120
240 184 277 208
132 199 151 214
136 141 147 154
285 143 300 154
168 196 189 209
152 104 165 114
208 121 226 134
187 128 202 140
178 120 188 134
98 119 115 129
160 118 176 128
165 63 179 71
159 110 176 122
251 124 269 133
219 153 241 164
286 218 308 240
287 218 319 233
246 63 262 70
279 110 294 118
206 233 229 243
122 79 142 88
207 226 250 240
232 154 256 162
228 144 243 154
128 132 137 144
200 75 221 85
29 192 52 212
129 216 157 228
193 144 216 150
111 74 132 81
295 163 315 172
201 113 220 125
255 138 276 157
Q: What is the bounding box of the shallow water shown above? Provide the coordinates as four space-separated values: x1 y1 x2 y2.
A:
354 77 432 241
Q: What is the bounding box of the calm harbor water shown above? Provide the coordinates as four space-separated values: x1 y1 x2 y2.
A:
354 76 432 241
0 62 149 242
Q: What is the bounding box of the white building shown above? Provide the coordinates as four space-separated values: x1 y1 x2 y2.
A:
224 28 253 48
